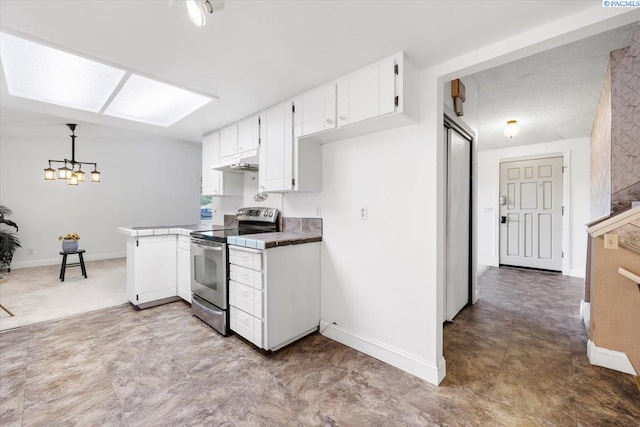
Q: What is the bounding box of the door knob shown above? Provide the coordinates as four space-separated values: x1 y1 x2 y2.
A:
339 115 347 121
500 216 507 224
326 118 332 124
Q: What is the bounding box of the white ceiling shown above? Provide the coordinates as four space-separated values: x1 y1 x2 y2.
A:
472 22 638 151
0 0 602 143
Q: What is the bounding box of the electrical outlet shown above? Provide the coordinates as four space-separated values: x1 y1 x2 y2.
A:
604 233 618 250
316 206 322 217
28 249 34 256
360 206 368 220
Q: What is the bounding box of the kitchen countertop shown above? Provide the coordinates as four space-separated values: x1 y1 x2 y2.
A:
228 232 322 249
117 224 233 237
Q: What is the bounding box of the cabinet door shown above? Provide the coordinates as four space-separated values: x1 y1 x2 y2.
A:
202 132 221 196
337 58 396 126
238 114 260 154
219 123 239 158
135 236 177 302
177 252 191 303
296 84 336 137
259 101 293 192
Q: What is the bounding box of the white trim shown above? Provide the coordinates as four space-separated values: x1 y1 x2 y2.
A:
587 206 640 237
10 252 125 270
587 339 637 376
580 300 591 333
570 268 586 278
320 321 446 385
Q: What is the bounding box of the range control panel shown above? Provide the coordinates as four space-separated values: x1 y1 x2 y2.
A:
236 207 279 223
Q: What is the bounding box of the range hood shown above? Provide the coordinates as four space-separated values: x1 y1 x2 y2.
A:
212 149 259 173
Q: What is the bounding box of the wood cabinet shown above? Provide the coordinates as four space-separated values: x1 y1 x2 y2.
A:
228 243 320 351
294 84 336 138
258 101 293 193
202 131 243 197
177 235 191 303
126 235 177 307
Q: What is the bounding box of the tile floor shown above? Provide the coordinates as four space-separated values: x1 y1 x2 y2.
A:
1 267 639 426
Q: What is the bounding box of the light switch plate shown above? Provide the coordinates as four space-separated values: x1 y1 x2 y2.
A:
360 206 368 220
604 233 618 249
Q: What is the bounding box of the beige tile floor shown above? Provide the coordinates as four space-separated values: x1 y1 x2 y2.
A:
1 266 639 426
0 258 127 331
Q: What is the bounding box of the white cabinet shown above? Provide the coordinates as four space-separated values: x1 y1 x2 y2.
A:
177 235 191 303
238 114 260 154
294 84 336 138
202 131 243 197
228 243 321 351
337 57 396 126
126 235 177 307
219 123 239 158
258 101 293 193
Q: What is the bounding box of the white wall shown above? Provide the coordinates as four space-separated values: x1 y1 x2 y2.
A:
477 137 590 277
0 130 201 268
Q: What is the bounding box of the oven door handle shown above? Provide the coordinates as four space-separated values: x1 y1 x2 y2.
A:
193 244 223 251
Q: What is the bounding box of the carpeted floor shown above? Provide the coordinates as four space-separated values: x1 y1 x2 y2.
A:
0 258 127 331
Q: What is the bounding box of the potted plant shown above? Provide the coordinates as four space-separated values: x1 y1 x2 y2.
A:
0 205 21 273
59 233 80 252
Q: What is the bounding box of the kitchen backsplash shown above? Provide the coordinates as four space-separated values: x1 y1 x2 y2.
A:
282 217 323 235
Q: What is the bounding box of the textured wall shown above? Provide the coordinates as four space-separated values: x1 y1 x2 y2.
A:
611 26 640 214
590 61 611 220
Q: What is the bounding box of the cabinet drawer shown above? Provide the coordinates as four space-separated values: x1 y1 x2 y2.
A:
229 247 263 271
229 281 263 318
230 306 262 348
229 264 263 289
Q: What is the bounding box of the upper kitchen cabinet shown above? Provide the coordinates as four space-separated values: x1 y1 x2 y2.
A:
238 114 260 154
259 101 293 192
302 52 418 144
202 131 242 197
219 123 239 159
293 84 336 138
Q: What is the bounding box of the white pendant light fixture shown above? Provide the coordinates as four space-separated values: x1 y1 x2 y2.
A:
504 120 520 138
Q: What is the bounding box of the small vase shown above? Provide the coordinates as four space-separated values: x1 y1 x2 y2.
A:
61 240 79 252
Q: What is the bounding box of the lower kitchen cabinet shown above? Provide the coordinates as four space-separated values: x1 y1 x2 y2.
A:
228 243 320 351
177 235 191 303
126 235 178 307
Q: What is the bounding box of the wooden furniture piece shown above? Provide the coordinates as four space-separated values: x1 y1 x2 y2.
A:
59 249 87 282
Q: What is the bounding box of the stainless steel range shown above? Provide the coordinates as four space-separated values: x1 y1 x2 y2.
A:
190 207 280 335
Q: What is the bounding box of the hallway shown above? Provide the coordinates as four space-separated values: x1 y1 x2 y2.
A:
444 267 640 426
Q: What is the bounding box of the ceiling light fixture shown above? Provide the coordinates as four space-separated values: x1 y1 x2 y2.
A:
44 124 101 185
504 120 520 138
186 0 213 27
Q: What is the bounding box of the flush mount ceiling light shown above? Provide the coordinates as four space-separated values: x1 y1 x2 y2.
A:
44 124 101 186
504 120 520 138
0 31 217 127
0 32 126 112
103 74 213 127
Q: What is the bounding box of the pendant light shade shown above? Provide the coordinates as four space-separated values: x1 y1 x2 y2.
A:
74 168 85 182
44 162 56 180
68 175 78 186
91 168 101 182
186 0 210 27
58 163 72 180
504 120 519 138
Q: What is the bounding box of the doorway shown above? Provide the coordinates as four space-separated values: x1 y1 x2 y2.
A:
444 115 473 322
499 156 563 272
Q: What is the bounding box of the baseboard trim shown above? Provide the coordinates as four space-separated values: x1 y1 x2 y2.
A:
10 252 125 270
570 268 586 278
587 339 637 376
580 301 590 333
319 321 445 385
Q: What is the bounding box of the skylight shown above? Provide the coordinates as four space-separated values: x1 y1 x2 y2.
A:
0 32 126 113
103 74 213 127
0 32 215 127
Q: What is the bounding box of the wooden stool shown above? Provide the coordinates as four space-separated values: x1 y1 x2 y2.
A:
59 250 87 282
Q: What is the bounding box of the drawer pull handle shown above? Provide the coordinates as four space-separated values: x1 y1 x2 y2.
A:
241 289 249 297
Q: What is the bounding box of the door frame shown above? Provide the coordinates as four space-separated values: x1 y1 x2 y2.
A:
496 151 572 276
443 109 476 323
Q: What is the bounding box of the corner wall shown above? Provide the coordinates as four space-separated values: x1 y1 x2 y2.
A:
0 129 201 268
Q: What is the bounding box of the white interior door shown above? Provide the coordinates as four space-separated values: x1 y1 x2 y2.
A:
499 157 563 271
445 126 471 322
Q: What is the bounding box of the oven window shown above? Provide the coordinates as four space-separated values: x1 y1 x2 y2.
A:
194 254 218 291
